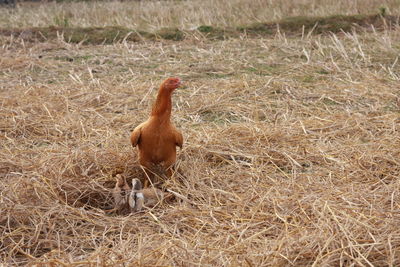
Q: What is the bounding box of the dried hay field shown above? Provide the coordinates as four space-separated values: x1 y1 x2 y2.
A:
1 0 400 266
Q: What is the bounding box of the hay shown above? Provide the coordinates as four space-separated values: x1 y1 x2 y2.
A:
1 14 399 44
1 5 400 266
1 0 400 30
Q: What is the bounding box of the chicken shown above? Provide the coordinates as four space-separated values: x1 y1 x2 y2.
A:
130 77 183 186
129 178 144 212
129 178 164 212
112 174 131 212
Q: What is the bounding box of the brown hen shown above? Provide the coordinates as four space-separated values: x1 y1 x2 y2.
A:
130 77 183 186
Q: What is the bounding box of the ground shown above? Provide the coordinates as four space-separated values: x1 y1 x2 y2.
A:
0 0 400 266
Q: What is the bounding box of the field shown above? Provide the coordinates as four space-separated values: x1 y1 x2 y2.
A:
1 0 400 266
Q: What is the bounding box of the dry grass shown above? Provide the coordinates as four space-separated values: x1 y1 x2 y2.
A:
1 14 398 45
1 0 400 30
1 1 400 266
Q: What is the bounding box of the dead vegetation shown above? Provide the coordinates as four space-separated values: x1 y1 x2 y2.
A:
1 1 400 266
0 14 399 44
1 0 400 30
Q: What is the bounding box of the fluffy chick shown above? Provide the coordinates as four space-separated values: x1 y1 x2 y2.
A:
112 174 131 211
129 178 164 212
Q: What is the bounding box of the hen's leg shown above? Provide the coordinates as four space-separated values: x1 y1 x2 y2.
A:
163 156 176 178
139 161 154 188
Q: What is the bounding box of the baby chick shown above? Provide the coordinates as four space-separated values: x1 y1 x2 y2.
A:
129 178 164 212
112 174 131 211
129 178 144 212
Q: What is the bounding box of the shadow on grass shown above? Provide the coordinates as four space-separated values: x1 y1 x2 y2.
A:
0 14 397 44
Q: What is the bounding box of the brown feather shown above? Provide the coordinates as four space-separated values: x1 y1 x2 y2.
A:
130 77 183 185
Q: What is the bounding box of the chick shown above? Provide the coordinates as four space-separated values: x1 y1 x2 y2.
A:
112 174 131 211
129 178 144 212
129 178 164 212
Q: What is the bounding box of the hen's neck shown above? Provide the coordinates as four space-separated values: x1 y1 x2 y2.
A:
150 86 172 120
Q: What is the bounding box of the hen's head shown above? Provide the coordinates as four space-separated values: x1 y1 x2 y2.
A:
161 77 182 91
